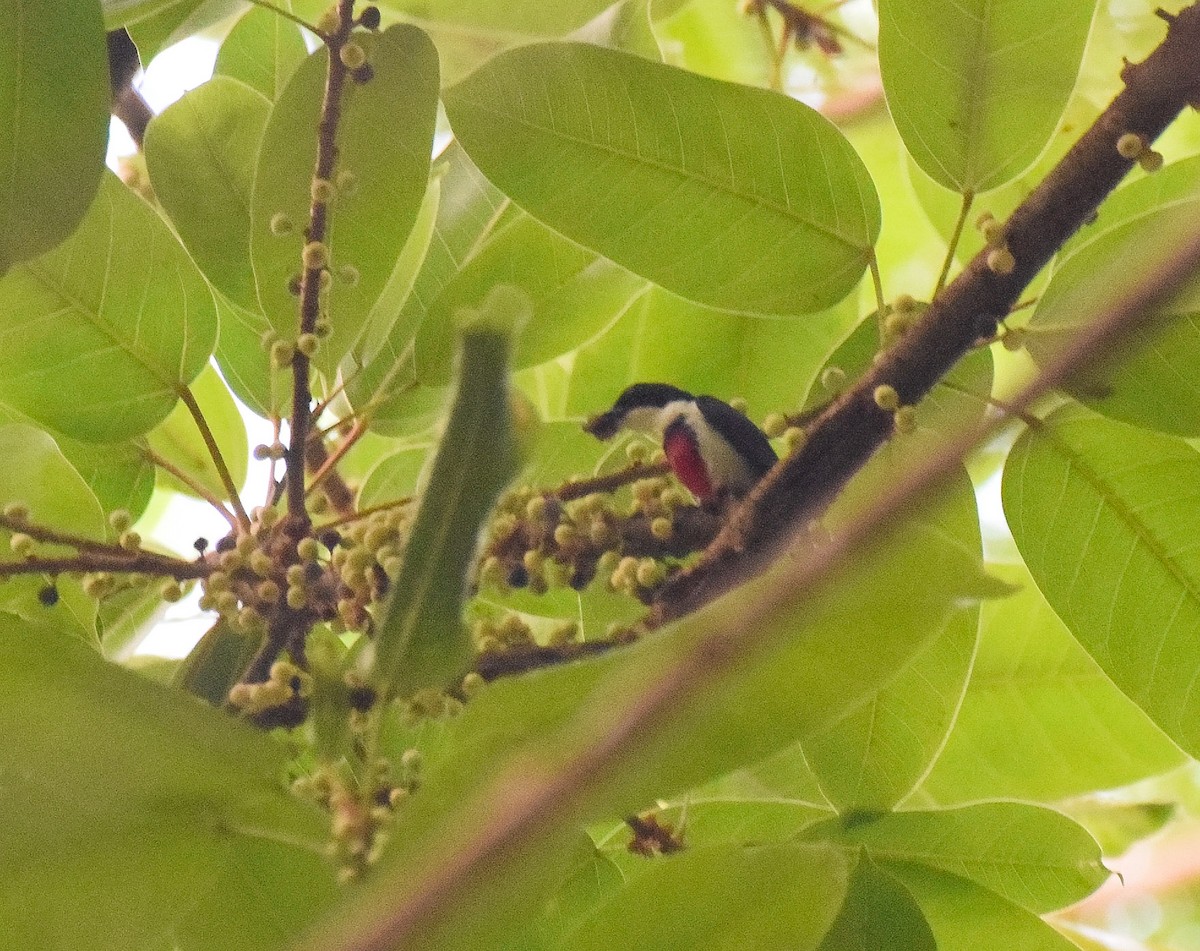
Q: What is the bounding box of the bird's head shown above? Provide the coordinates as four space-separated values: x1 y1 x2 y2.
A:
583 382 695 440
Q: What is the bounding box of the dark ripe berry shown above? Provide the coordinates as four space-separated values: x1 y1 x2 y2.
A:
194 537 209 554
351 64 374 84
38 584 59 607
347 684 378 711
508 564 529 588
359 5 381 29
215 535 237 553
319 530 342 550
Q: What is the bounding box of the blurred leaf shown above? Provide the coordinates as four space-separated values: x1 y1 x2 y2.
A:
888 866 1083 951
372 325 518 699
1028 156 1200 435
0 173 217 440
562 842 851 951
57 437 156 522
445 42 880 315
535 835 625 947
358 444 432 509
878 0 1097 192
146 363 249 501
414 215 645 386
0 0 108 275
122 0 245 61
566 286 857 423
215 6 309 101
805 802 1107 913
804 471 981 812
145 76 271 310
0 619 336 949
378 0 616 36
1003 406 1200 757
920 562 1183 804
1062 799 1176 858
251 25 439 376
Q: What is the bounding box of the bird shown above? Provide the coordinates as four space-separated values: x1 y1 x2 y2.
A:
584 383 778 505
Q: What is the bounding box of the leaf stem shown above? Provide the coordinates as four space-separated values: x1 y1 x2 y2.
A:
179 385 252 531
867 250 886 317
142 447 240 532
933 191 975 298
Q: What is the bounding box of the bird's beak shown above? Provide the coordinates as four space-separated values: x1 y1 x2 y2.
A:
584 410 622 440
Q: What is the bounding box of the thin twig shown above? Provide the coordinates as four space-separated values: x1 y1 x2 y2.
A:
554 460 671 501
142 448 239 532
0 552 210 579
244 0 325 36
306 418 368 496
179 385 252 531
314 495 414 531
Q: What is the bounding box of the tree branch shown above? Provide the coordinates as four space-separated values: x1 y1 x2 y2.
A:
286 0 357 530
653 5 1200 624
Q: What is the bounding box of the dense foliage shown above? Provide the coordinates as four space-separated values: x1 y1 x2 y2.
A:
4 0 1200 949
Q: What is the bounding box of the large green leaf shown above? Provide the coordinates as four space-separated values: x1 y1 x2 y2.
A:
251 25 439 376
1003 406 1200 757
805 802 1107 914
213 295 293 419
1027 156 1200 435
565 286 857 423
561 843 850 951
816 858 935 951
888 866 1083 951
920 562 1184 804
146 363 249 501
215 5 309 102
0 173 218 441
0 619 337 949
0 0 108 274
372 322 519 699
444 42 880 315
414 214 645 385
145 76 272 310
878 0 1097 193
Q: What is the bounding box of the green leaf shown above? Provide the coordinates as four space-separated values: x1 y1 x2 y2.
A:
372 323 519 699
345 142 505 424
888 866 1083 951
803 468 981 812
561 842 851 951
358 444 432 508
805 802 1107 913
0 173 218 441
1003 406 1200 757
1027 156 1200 435
598 799 831 855
0 424 106 639
251 25 439 376
0 619 336 949
55 437 156 521
444 42 880 315
565 286 857 423
213 295 293 419
414 214 645 385
215 6 309 101
816 857 935 951
146 363 249 501
919 562 1183 804
878 0 1097 192
175 619 263 707
118 0 244 62
378 0 617 36
145 76 272 309
0 0 108 274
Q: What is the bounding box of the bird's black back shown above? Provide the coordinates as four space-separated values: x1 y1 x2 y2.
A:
695 395 778 478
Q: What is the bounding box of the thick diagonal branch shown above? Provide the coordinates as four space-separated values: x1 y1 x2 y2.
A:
653 4 1200 623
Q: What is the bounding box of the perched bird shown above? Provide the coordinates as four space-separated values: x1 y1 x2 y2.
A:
585 383 778 504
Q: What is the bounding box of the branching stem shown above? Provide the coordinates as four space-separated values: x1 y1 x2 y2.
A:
244 0 324 35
